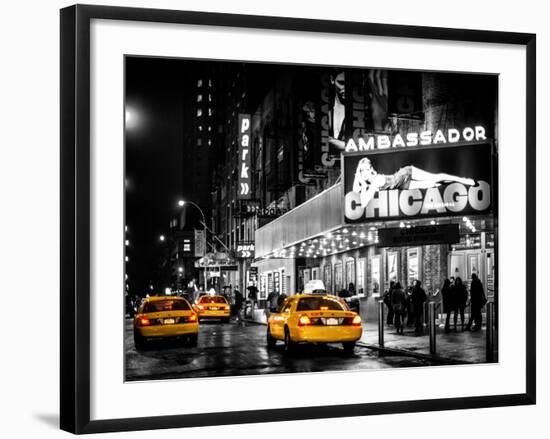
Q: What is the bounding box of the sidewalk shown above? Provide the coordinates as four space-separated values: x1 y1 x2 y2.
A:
244 309 495 364
359 321 492 364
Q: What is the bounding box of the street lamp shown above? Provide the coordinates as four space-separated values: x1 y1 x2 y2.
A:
159 234 165 242
178 199 208 292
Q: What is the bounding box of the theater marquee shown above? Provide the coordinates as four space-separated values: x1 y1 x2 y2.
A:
342 142 494 223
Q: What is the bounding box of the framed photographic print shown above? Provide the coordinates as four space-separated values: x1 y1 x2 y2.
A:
60 4 536 434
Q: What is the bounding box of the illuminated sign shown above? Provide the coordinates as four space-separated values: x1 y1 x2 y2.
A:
236 241 255 258
237 114 252 199
344 126 487 153
377 224 460 247
343 142 494 223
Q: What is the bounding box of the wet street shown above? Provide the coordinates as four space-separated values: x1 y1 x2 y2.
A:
125 319 438 381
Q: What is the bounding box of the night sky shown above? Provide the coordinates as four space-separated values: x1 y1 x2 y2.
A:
125 57 188 295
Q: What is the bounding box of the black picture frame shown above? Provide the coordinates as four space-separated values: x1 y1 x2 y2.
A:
60 4 536 434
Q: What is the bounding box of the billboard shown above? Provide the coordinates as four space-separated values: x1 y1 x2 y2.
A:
237 113 252 199
343 142 494 223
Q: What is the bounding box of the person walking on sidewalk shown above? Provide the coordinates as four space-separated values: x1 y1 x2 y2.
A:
411 280 427 335
452 277 468 331
383 281 395 325
442 278 455 333
391 282 407 335
466 273 487 331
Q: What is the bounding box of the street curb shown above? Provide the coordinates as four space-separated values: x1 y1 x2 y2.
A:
355 341 472 365
243 318 472 365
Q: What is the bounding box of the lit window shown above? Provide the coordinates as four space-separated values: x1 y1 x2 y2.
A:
197 138 202 146
208 94 212 102
208 108 213 116
198 125 203 131
208 126 212 132
197 94 202 102
208 139 212 146
197 79 202 87
208 79 212 87
197 108 202 117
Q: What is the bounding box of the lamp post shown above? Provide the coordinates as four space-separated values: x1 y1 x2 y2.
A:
178 200 208 292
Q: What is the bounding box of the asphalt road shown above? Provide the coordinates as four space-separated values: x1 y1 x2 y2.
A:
125 319 438 381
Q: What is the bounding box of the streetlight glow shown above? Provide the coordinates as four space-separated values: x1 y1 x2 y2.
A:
159 235 165 242
178 200 185 207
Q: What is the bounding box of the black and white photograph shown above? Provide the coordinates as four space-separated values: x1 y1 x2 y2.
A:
124 58 499 381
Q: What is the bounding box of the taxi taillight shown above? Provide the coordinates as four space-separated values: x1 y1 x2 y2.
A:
138 317 151 327
298 315 311 326
351 315 362 326
188 313 197 323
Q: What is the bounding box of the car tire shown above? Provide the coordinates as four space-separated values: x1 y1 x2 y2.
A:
342 341 356 354
134 331 146 350
188 334 198 347
266 327 276 348
284 327 296 353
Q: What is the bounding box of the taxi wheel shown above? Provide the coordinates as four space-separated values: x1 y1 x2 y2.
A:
133 331 146 350
284 327 296 353
266 327 276 348
342 342 356 354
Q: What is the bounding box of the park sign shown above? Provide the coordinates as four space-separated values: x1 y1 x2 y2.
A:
237 114 252 199
342 142 494 224
236 241 255 259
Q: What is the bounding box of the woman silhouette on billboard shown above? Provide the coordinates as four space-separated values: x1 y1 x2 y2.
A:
352 157 475 208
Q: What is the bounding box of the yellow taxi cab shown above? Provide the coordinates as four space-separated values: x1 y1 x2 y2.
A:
194 295 231 322
133 296 199 349
266 281 363 353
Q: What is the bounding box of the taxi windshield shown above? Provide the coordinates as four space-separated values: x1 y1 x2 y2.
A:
143 299 190 313
296 297 345 311
199 296 227 304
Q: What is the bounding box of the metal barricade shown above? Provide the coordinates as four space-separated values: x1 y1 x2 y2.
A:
378 300 385 348
486 301 495 362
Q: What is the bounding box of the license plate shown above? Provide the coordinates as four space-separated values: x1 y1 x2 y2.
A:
210 307 218 310
325 318 339 326
163 318 175 325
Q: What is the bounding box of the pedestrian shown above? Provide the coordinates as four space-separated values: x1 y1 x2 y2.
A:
441 278 455 333
234 289 243 320
391 282 407 335
411 280 427 335
265 290 278 319
466 273 487 331
383 281 395 325
277 293 287 307
453 277 468 331
247 284 258 316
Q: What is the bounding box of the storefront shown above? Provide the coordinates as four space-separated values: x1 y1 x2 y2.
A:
254 140 497 319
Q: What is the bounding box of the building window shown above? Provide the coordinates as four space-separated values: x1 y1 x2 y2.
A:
197 79 202 87
198 125 203 132
197 138 202 146
208 108 213 116
208 139 212 146
208 94 212 102
197 94 203 102
208 126 212 132
197 108 202 117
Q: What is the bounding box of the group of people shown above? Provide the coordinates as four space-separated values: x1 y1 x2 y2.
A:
383 280 427 335
441 273 487 333
383 274 487 335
